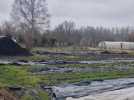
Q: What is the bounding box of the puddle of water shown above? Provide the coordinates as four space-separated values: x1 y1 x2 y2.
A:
80 59 134 64
0 59 134 66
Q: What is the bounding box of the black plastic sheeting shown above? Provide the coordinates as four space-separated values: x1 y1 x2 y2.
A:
0 36 31 56
51 78 134 100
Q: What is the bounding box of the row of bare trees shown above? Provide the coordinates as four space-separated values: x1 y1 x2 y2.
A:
1 20 134 48
49 21 134 47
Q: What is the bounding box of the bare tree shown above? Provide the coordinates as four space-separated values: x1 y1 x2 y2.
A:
0 21 16 36
53 21 76 46
128 32 134 42
11 0 50 49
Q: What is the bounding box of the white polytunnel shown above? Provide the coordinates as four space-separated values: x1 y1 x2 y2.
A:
98 41 134 50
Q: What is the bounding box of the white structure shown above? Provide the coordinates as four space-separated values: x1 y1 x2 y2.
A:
98 41 134 50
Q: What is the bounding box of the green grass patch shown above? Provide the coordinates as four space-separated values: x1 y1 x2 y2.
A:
33 47 100 53
45 61 134 68
47 63 108 68
17 54 96 62
38 90 50 100
40 70 134 85
21 90 50 100
0 65 40 87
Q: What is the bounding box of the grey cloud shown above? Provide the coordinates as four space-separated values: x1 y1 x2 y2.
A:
0 0 13 21
0 0 134 28
47 0 134 28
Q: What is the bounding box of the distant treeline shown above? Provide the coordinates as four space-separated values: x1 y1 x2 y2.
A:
0 21 134 48
1 0 134 49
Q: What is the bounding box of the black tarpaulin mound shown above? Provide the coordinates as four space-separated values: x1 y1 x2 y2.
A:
0 36 31 56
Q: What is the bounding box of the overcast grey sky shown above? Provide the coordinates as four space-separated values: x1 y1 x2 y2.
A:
0 0 134 28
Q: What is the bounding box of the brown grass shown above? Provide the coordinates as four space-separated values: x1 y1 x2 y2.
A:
0 89 17 100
